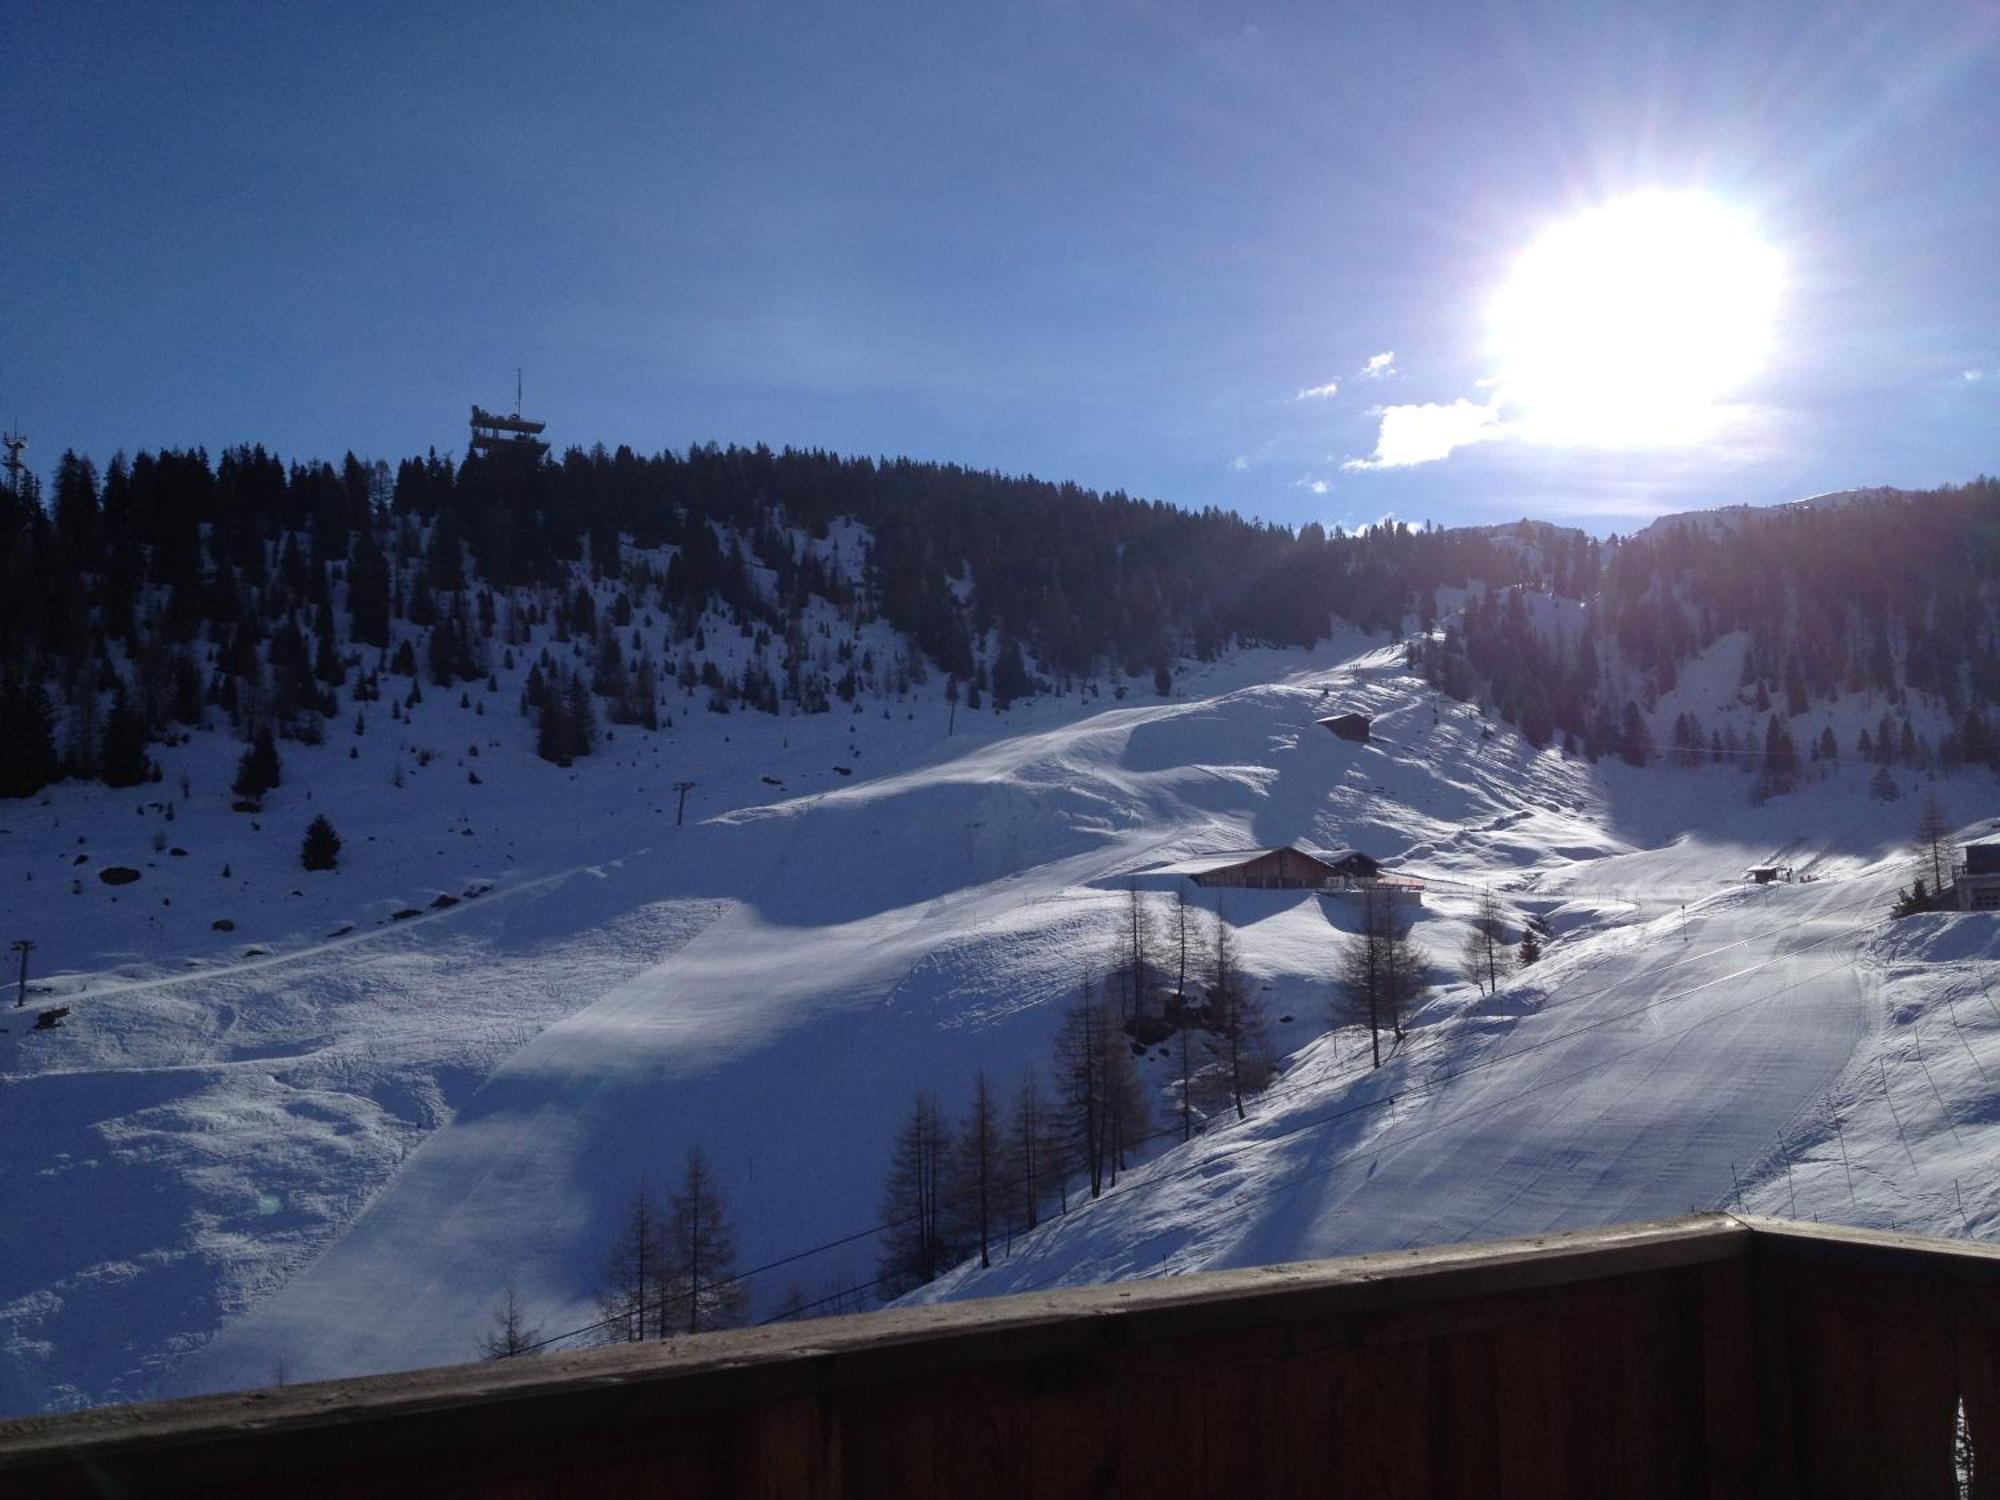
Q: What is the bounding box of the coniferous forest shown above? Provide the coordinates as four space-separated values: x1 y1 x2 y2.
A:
0 439 1543 799
2 438 1996 803
1408 484 2000 776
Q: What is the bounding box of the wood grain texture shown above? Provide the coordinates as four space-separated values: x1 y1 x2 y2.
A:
7 1215 1992 1498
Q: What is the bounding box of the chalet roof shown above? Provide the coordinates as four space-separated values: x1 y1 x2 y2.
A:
1966 842 2000 876
1150 844 1369 877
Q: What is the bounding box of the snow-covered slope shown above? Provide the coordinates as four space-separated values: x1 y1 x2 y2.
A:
1634 485 1911 540
2 627 1993 1416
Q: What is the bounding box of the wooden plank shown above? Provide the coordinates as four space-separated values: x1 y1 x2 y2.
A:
1429 1323 1501 1500
1767 1259 1956 1499
831 1373 936 1496
1108 1338 1211 1500
1353 1323 1430 1498
1696 1257 1760 1500
1489 1305 1566 1498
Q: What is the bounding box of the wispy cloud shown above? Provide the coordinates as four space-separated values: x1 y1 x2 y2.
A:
1360 350 1395 378
1344 397 1503 469
1229 454 1251 471
1293 380 1340 401
1291 474 1330 495
1965 369 1987 382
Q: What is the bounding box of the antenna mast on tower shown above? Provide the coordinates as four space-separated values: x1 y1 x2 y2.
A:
1 426 26 499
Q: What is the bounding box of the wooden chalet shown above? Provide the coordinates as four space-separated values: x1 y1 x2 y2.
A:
1163 844 1381 890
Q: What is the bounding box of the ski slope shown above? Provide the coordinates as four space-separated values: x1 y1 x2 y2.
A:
925 869 1881 1301
3 630 1992 1414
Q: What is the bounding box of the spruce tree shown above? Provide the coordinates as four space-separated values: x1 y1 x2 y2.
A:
232 726 282 798
0 676 59 798
100 688 152 788
301 813 341 870
564 671 597 757
1518 925 1542 967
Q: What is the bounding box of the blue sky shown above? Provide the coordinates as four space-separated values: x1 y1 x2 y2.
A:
5 0 1997 533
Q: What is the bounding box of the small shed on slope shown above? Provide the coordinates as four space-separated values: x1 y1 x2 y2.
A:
1317 713 1372 744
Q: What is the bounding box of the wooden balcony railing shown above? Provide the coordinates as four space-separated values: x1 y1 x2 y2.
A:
3 1213 1996 1497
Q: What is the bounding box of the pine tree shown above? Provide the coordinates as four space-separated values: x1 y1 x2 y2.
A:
1010 1067 1053 1233
1758 713 1798 797
1916 789 1954 901
232 725 282 798
564 671 597 757
301 813 341 871
0 676 59 799
1205 908 1270 1119
1518 925 1542 967
660 1146 746 1335
596 1187 660 1344
1117 881 1156 1024
629 658 660 730
477 1283 541 1359
1619 701 1652 766
99 688 152 788
1174 991 1197 1142
65 687 101 781
1339 886 1426 1067
1100 1013 1152 1184
992 633 1029 709
1052 976 1108 1198
1462 887 1513 995
946 1070 1003 1270
347 532 392 648
535 687 569 764
1378 893 1426 1039
878 1093 953 1296
427 619 457 687
313 615 346 687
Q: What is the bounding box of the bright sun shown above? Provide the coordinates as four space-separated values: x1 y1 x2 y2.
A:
1489 191 1782 447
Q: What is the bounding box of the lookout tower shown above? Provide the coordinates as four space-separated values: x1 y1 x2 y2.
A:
1 427 26 498
470 370 547 460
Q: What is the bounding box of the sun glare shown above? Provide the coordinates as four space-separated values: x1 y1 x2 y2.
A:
1489 191 1782 448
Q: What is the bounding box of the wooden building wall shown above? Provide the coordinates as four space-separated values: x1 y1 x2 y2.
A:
1191 847 1338 888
